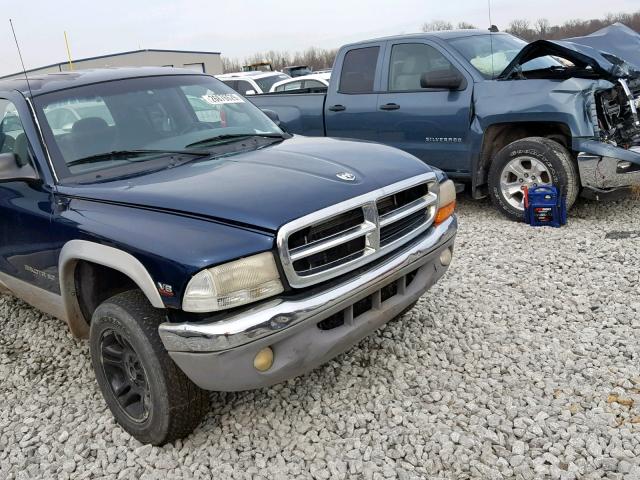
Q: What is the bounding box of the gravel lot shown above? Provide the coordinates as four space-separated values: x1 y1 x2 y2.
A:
1 194 639 480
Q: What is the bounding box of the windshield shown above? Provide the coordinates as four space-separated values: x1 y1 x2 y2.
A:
254 74 290 92
449 34 563 79
34 74 282 181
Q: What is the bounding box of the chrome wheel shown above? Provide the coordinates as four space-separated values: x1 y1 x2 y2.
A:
500 156 552 210
100 329 151 423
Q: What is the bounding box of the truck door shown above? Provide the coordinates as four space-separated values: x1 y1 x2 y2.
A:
0 97 58 294
324 43 384 141
374 40 473 173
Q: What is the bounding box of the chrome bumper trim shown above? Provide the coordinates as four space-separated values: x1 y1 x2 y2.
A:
159 215 456 353
578 151 640 190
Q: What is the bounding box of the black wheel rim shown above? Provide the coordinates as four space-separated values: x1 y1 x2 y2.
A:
100 329 151 422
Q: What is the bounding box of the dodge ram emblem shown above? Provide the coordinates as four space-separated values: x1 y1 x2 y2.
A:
336 172 356 181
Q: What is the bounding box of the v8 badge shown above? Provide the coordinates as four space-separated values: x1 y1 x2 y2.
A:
157 282 174 297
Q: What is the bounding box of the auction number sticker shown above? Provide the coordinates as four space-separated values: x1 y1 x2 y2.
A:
202 93 245 105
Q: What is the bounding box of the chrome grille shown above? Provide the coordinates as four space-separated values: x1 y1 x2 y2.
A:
277 173 437 288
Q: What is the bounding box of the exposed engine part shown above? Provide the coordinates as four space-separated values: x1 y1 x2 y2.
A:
596 77 640 148
618 79 640 127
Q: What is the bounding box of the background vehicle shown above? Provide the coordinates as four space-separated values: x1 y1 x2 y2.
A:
0 68 456 445
241 61 273 72
43 101 116 134
252 24 640 220
283 65 313 77
269 72 331 92
216 71 290 95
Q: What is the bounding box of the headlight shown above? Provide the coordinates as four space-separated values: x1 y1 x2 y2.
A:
434 179 456 225
182 252 284 313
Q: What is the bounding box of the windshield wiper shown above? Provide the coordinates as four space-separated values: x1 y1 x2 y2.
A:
186 133 286 149
66 149 210 167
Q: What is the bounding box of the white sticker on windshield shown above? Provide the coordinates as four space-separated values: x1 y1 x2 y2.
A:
202 93 245 105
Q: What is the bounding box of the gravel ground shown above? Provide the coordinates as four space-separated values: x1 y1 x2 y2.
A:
1 194 640 480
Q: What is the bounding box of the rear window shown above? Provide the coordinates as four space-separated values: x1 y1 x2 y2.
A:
339 46 379 94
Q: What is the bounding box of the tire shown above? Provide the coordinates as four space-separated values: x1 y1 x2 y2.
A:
89 290 209 445
488 137 579 221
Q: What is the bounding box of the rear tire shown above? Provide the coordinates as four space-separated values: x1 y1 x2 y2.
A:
488 137 579 221
89 290 209 445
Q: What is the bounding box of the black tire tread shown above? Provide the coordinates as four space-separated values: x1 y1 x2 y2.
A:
92 290 209 445
537 137 580 209
488 136 580 221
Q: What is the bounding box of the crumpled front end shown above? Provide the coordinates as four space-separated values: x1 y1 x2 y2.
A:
578 72 640 197
592 77 640 148
497 23 640 197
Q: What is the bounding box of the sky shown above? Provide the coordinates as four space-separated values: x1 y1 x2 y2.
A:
0 0 637 76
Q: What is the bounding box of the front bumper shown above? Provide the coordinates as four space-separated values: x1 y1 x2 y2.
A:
158 215 456 391
576 140 640 197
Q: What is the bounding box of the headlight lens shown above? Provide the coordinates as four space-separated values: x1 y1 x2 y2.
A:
183 252 284 312
435 179 456 225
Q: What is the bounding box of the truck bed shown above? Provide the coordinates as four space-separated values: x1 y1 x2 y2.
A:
250 92 327 136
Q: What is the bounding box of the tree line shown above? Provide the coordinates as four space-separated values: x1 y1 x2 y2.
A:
423 10 640 40
221 10 639 73
222 47 337 74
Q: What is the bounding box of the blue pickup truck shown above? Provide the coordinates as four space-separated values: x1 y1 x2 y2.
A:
252 24 640 220
0 68 456 444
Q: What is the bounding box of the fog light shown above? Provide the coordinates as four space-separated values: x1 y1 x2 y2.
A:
440 248 452 266
253 347 274 372
618 161 632 171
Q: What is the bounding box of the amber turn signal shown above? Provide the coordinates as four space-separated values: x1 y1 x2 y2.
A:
435 201 456 225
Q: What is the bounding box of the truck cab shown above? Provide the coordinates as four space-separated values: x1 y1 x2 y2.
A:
323 34 475 174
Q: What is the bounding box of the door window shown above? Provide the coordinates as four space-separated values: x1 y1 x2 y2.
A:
282 81 303 91
339 46 379 94
221 80 235 90
389 43 456 91
303 80 326 88
235 80 256 95
0 99 32 166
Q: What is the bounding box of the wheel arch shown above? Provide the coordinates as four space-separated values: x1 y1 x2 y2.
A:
475 121 573 193
59 240 165 338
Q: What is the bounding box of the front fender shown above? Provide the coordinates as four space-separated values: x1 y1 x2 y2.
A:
474 78 614 138
53 198 275 335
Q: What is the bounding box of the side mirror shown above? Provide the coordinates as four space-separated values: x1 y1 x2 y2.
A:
244 89 256 96
0 153 38 182
261 109 289 134
261 109 281 126
420 70 465 90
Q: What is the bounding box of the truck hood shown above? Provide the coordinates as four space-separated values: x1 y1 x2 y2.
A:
56 136 431 232
499 23 640 80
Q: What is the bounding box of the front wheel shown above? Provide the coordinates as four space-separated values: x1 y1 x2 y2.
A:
488 137 579 221
89 290 209 445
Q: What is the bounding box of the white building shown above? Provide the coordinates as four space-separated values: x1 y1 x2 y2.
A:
1 49 222 79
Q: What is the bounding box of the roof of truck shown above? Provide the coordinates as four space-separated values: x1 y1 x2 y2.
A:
344 29 507 46
215 71 289 80
0 67 210 97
